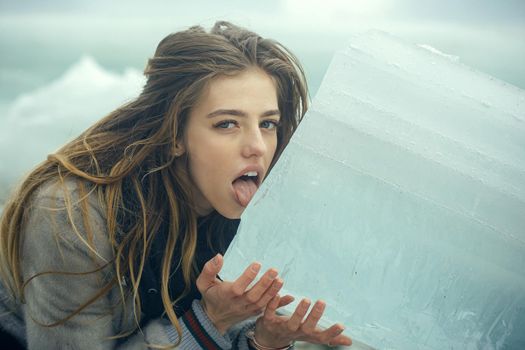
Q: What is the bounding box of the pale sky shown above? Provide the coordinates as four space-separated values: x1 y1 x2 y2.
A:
0 0 524 95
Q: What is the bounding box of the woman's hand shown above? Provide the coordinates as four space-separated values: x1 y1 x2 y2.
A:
196 254 283 334
253 295 353 348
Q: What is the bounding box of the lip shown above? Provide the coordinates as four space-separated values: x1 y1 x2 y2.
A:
232 164 265 188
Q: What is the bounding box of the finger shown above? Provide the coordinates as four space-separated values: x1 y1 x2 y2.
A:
278 295 295 308
231 262 261 296
329 334 353 347
317 323 346 344
257 278 284 308
244 268 278 304
301 300 326 333
287 298 311 332
264 294 280 320
196 254 223 293
250 277 283 310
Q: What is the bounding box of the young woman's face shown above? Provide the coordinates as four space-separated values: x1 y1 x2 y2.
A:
182 67 280 219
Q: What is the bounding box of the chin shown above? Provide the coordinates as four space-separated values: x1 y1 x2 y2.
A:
217 205 244 220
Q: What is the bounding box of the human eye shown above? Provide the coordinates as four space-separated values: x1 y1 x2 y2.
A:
214 120 238 129
260 119 280 130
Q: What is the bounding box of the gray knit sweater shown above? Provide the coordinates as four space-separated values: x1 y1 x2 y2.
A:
0 180 255 349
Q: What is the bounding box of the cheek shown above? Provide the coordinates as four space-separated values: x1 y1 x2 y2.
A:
187 141 228 183
268 135 279 160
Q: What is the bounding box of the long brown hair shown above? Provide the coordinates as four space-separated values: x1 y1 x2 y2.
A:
0 21 308 346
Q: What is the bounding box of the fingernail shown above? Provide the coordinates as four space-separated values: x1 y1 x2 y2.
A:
251 262 261 272
269 269 278 279
213 254 219 266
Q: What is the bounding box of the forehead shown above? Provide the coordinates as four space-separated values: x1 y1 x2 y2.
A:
195 68 279 110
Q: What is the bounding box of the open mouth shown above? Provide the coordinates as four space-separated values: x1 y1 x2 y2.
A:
237 171 260 186
232 171 261 207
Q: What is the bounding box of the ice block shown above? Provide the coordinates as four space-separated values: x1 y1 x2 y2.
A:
221 31 525 350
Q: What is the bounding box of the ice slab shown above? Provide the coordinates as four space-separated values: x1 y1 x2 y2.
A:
221 31 525 350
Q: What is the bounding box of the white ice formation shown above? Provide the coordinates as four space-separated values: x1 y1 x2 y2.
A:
222 31 525 350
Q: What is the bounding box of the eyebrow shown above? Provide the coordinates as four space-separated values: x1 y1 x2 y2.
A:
206 109 280 118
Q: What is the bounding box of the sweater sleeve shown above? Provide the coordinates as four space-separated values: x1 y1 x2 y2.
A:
19 181 253 349
163 299 255 350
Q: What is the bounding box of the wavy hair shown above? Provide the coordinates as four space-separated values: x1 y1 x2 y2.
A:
0 21 308 346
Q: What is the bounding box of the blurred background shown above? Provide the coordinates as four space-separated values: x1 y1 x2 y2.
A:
0 1 523 348
1 0 524 206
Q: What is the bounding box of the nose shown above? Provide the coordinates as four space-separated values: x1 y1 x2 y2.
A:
241 125 267 158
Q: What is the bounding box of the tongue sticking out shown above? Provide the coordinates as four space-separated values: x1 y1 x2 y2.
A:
232 178 258 207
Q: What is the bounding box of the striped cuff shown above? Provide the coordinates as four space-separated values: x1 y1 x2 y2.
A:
164 299 232 349
232 321 257 350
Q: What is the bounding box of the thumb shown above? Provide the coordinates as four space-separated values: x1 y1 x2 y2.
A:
196 254 223 292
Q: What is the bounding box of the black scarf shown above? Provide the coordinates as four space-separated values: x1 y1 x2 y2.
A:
139 214 240 325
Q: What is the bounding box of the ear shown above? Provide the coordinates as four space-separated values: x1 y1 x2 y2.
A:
174 142 185 157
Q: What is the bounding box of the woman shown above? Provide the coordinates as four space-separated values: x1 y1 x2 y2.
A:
0 21 352 349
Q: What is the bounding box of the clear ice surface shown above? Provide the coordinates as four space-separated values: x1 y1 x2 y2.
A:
221 31 525 350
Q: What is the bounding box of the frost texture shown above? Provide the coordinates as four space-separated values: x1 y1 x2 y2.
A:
221 31 525 350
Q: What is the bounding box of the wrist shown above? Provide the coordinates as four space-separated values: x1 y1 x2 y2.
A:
246 330 294 350
199 299 229 334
